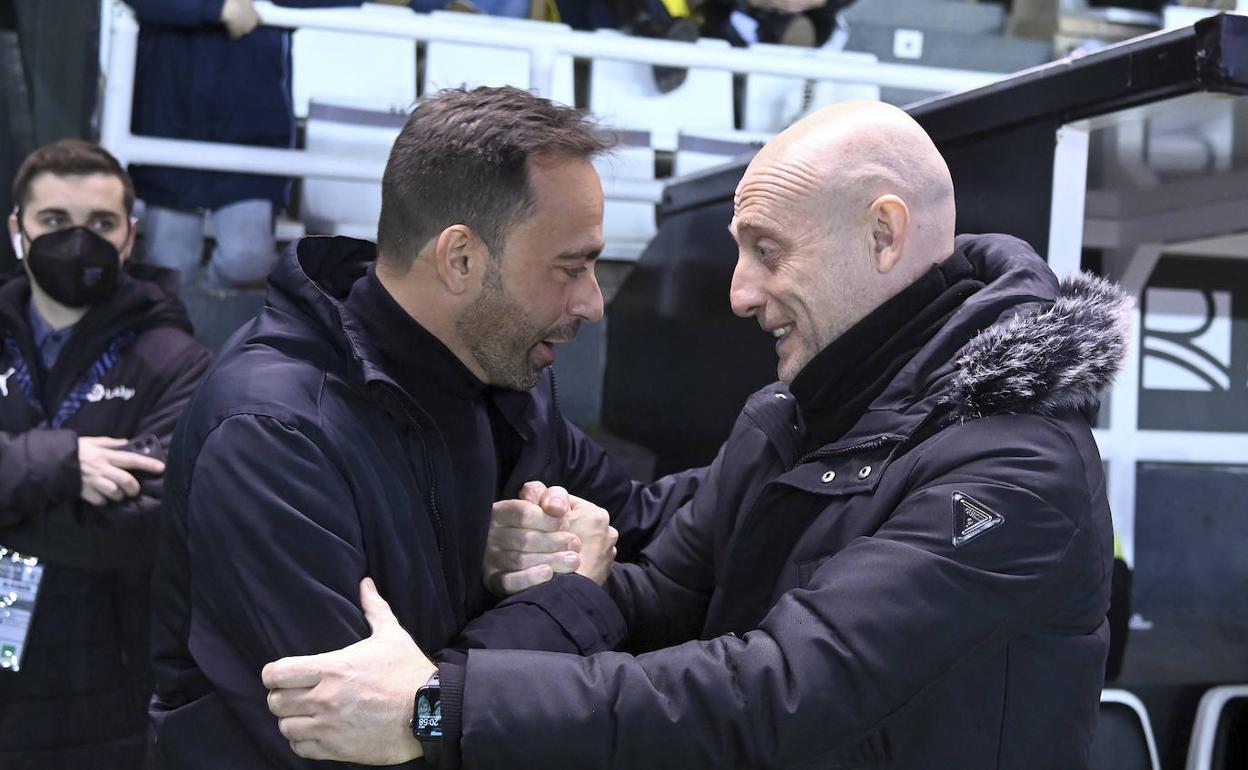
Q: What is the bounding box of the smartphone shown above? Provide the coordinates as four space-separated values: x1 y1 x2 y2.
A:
120 434 166 465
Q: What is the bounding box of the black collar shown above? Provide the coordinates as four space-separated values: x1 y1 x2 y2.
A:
790 253 982 448
344 266 486 410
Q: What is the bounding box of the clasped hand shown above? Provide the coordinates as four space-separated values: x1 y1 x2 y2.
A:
482 481 619 596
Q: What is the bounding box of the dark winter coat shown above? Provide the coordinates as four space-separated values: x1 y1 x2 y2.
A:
0 263 211 770
124 0 364 211
149 236 702 769
454 234 1129 769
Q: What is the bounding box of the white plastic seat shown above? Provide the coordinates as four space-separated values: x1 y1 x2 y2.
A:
422 12 575 105
200 214 305 244
291 5 418 118
589 32 734 153
1185 684 1248 770
594 129 656 262
672 128 769 178
300 99 409 239
742 44 879 134
1091 689 1161 770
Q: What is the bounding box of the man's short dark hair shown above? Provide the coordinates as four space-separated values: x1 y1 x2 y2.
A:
12 139 135 215
378 86 612 270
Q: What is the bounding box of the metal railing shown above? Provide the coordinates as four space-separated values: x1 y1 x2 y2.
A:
98 0 1001 203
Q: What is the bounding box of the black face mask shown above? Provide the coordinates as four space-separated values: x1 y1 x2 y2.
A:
19 225 122 308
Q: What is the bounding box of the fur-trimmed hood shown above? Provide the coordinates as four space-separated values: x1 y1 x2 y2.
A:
937 239 1133 421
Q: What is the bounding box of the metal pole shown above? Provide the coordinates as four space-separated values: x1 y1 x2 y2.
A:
529 45 556 99
98 1 138 166
1046 122 1091 279
116 134 665 201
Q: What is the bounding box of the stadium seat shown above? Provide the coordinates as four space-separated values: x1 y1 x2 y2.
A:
1185 685 1248 770
589 32 734 152
423 11 575 105
672 129 769 178
594 128 656 262
300 99 408 239
1091 689 1161 770
291 5 418 118
742 44 880 133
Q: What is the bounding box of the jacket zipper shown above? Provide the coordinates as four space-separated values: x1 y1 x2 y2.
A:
794 436 894 467
381 387 446 563
419 432 445 563
545 368 561 469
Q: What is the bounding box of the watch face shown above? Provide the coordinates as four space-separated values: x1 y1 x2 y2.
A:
416 691 442 737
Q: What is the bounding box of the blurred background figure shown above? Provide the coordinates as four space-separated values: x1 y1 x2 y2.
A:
704 0 856 47
124 0 368 291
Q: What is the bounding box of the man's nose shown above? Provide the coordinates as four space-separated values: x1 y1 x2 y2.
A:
729 254 765 319
570 268 605 323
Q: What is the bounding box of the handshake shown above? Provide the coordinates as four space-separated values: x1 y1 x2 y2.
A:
483 481 620 596
262 481 620 765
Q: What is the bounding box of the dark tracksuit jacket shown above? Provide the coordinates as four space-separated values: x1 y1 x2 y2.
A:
0 264 211 769
149 236 702 768
446 234 1129 769
124 0 366 210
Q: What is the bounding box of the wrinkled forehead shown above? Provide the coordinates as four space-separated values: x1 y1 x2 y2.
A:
732 145 827 221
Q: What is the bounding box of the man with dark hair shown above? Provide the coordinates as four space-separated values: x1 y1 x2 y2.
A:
265 101 1127 770
150 86 700 768
0 138 211 768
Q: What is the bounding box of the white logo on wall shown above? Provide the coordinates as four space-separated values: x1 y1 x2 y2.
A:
1142 287 1232 392
0 367 13 398
85 383 136 403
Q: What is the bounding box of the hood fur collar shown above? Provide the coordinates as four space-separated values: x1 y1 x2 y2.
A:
940 272 1132 421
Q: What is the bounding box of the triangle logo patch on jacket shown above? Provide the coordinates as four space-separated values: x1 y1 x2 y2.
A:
951 491 1004 547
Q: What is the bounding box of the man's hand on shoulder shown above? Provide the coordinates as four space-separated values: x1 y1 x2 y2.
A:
219 0 261 38
262 578 434 765
483 481 618 596
77 436 165 506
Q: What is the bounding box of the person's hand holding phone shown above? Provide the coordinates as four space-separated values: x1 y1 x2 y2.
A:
77 435 166 506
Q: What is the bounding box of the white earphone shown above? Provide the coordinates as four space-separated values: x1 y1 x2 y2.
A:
10 207 23 260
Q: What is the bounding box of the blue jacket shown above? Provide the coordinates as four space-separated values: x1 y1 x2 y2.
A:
451 235 1125 769
125 0 364 210
149 236 702 768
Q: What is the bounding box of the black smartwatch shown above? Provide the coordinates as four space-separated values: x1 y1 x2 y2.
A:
411 671 442 766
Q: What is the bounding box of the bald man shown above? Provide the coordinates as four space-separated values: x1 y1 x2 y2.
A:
262 102 1129 769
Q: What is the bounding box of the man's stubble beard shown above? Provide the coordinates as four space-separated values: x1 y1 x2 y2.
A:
457 260 547 390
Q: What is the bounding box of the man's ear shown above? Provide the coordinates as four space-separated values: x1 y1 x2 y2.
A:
431 225 488 295
869 195 910 274
7 209 18 241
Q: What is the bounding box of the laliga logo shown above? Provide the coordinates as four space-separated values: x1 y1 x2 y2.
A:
86 383 136 402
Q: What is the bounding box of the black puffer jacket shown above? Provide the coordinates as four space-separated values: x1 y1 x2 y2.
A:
149 237 702 769
0 263 211 770
452 234 1129 769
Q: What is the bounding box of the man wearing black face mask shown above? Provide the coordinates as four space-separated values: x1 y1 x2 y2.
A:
0 139 211 769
